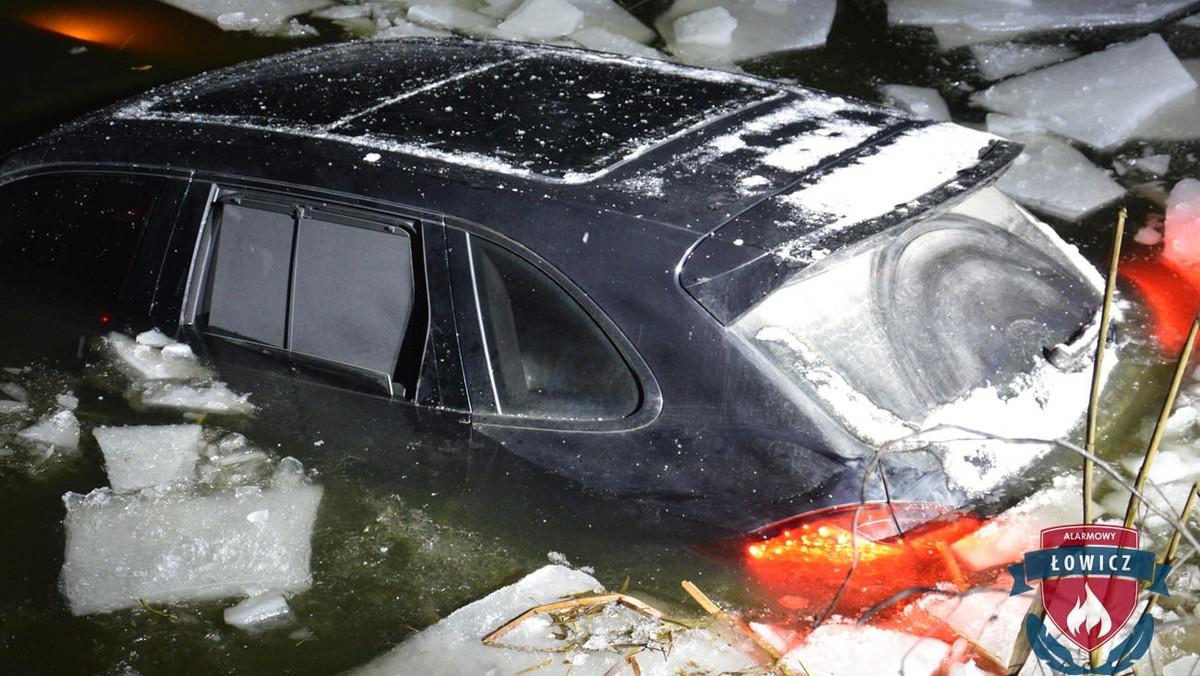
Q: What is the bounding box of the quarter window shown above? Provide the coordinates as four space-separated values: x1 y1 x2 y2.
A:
198 197 416 395
467 235 639 420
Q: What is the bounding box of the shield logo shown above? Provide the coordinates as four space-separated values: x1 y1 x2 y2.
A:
1039 524 1140 652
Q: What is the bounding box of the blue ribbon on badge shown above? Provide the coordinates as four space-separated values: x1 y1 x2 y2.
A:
1008 546 1171 595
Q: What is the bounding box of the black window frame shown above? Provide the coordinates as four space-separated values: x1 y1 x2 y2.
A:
184 188 428 400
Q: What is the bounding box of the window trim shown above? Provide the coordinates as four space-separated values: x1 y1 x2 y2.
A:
183 187 426 400
445 222 662 432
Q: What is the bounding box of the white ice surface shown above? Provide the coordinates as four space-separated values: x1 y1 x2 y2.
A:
104 332 209 382
781 622 951 676
888 0 1198 33
407 4 496 32
17 409 80 450
656 0 836 65
93 424 203 493
1133 59 1200 141
61 482 323 615
879 83 950 121
973 34 1198 150
566 0 656 44
223 590 293 629
1162 178 1200 272
673 7 738 46
969 42 1077 81
496 0 585 39
157 0 330 32
991 132 1125 221
347 565 759 675
569 26 663 59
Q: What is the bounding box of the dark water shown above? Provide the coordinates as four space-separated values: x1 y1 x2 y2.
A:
1 2 1198 674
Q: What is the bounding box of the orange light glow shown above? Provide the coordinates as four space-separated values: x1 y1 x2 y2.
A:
1121 253 1200 355
698 504 989 623
20 7 181 53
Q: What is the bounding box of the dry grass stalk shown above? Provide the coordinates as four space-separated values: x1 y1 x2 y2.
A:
1085 206 1126 524
681 580 807 676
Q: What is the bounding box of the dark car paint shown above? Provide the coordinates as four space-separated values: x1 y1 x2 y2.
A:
0 37 1095 537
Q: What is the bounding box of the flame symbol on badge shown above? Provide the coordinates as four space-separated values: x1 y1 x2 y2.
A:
1066 584 1113 638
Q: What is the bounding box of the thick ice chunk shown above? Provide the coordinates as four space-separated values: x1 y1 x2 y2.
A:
879 84 950 121
497 0 585 38
60 482 323 615
888 0 1198 34
570 26 664 59
157 0 331 32
674 7 738 46
656 0 836 64
17 409 80 450
1134 59 1200 141
104 332 209 382
974 34 1198 150
347 565 760 675
992 133 1125 220
568 0 656 44
93 424 203 493
407 4 496 32
969 42 1077 81
135 380 254 415
781 622 951 676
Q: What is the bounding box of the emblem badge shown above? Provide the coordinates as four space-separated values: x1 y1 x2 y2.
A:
1009 524 1171 674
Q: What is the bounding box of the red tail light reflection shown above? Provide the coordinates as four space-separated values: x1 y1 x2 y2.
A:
1121 252 1200 356
696 503 989 624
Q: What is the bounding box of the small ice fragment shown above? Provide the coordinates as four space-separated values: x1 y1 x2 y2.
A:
1 382 28 402
1162 178 1200 271
17 409 80 450
973 34 1198 150
93 424 203 493
60 482 323 615
878 84 950 121
224 591 293 630
363 152 381 163
0 400 29 414
247 509 270 523
136 380 255 415
160 343 195 361
497 0 585 39
136 329 174 348
272 457 308 490
993 134 1125 221
673 7 738 46
1134 225 1164 246
657 0 836 64
104 332 209 381
56 393 80 410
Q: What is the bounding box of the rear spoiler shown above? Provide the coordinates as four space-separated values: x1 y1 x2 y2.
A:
681 122 1022 324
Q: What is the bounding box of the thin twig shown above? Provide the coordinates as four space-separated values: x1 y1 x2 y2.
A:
1085 207 1126 524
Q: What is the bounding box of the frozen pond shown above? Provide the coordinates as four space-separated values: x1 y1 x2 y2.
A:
2 1 1200 675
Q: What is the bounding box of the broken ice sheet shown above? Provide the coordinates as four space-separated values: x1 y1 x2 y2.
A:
878 84 950 121
101 331 255 416
991 132 1125 221
969 42 1078 81
780 622 951 676
156 0 331 34
973 34 1198 150
656 0 837 65
346 564 760 676
60 479 323 615
93 424 203 493
1134 59 1200 142
16 408 81 450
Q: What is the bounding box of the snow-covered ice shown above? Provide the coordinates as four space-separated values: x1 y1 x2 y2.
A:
991 133 1126 221
974 34 1198 150
93 424 203 493
781 622 951 676
60 481 323 615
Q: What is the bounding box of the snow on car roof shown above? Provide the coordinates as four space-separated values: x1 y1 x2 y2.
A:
114 37 782 183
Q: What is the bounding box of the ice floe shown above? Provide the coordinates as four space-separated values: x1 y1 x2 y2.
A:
102 330 255 416
991 132 1126 221
969 42 1078 81
878 83 951 121
655 0 837 65
158 0 331 34
973 34 1198 151
94 424 204 493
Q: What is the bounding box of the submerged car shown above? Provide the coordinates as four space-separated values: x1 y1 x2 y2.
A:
0 37 1103 537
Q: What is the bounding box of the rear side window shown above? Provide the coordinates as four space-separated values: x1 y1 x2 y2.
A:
196 196 417 395
467 235 639 420
0 173 164 307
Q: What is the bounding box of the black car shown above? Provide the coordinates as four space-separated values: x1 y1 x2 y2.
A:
0 37 1102 537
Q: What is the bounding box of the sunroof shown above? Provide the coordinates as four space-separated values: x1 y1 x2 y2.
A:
333 56 773 179
136 40 776 181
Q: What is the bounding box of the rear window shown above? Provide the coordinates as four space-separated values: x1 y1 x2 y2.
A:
0 173 164 308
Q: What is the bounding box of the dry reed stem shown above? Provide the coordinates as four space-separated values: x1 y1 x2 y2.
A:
1085 206 1126 524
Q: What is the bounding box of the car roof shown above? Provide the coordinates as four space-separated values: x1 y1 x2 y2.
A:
7 37 1018 271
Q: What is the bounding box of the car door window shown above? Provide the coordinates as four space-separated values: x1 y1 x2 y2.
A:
466 234 639 421
198 195 416 396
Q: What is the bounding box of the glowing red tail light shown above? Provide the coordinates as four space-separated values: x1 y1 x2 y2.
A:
696 503 988 623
